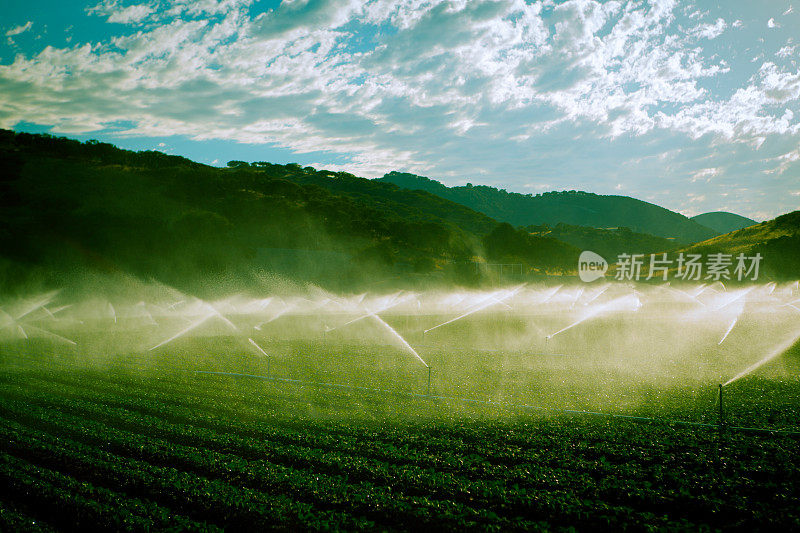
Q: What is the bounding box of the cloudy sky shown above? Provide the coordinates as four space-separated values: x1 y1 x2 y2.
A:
2 0 799 220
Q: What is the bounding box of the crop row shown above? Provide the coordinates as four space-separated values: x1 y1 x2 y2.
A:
1 375 720 491
0 451 215 532
5 368 722 461
0 499 55 532
0 396 616 530
2 367 800 529
0 417 378 531
0 382 767 529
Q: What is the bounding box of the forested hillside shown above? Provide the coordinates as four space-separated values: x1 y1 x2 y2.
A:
0 131 578 294
379 171 719 244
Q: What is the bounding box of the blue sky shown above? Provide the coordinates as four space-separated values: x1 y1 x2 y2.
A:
1 0 799 221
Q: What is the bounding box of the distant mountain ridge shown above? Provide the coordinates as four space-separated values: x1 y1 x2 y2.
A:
691 211 757 234
681 210 800 279
378 172 719 244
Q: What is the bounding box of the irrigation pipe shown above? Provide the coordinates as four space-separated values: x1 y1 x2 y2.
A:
193 370 800 436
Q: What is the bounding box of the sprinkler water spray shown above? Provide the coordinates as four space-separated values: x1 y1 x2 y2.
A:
583 284 609 305
424 285 523 335
539 284 562 303
149 313 213 351
545 295 636 339
718 315 739 345
369 312 428 368
723 328 800 386
149 302 238 351
248 338 271 377
5 281 800 415
327 294 411 333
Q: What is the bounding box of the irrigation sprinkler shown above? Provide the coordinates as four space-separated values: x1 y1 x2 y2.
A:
712 287 753 312
167 300 185 310
369 312 428 368
544 294 639 341
14 292 59 323
40 306 56 321
767 282 777 295
327 295 410 333
584 284 610 305
423 285 523 335
540 284 562 303
427 365 432 396
149 313 213 351
248 338 271 378
723 328 800 387
28 325 76 346
718 315 739 345
715 383 726 477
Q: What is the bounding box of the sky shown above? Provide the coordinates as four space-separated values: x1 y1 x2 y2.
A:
1 0 799 221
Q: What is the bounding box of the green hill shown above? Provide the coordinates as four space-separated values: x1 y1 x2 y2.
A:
526 223 678 260
231 162 498 236
378 172 719 244
691 211 757 234
0 130 579 293
681 211 800 279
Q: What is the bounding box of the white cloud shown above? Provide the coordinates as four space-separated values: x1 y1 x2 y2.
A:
687 193 706 203
5 21 32 37
690 18 727 40
759 62 800 103
763 148 800 174
168 0 253 17
253 0 364 37
523 182 553 191
654 59 800 141
690 167 720 182
110 5 154 24
0 0 748 151
88 1 154 24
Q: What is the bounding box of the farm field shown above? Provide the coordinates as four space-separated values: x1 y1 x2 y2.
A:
2 283 800 530
0 355 799 532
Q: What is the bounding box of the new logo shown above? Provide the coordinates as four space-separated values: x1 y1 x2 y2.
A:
578 250 608 282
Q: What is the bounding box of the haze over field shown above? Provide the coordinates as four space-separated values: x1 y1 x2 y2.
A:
2 0 800 220
3 281 800 407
